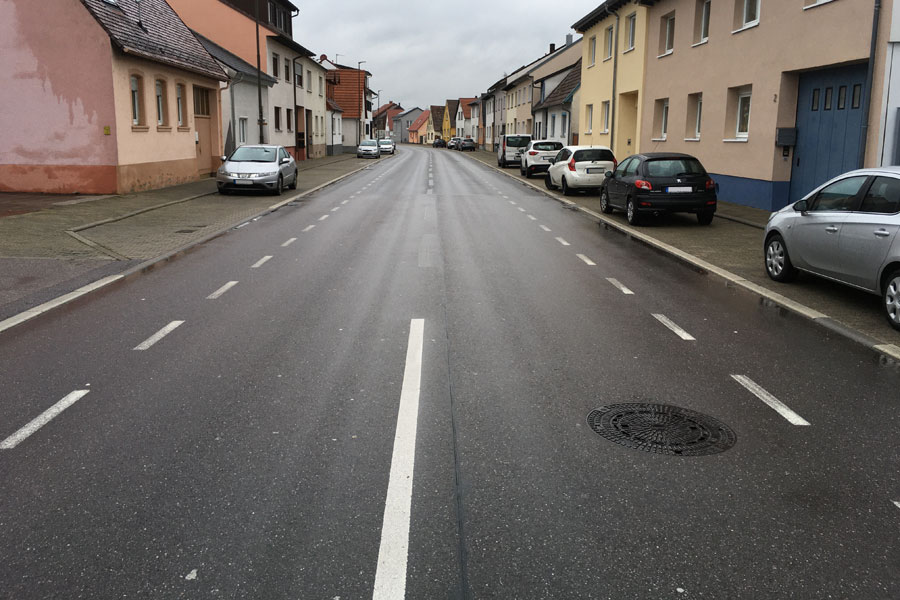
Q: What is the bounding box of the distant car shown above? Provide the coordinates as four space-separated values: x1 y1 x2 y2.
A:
433 138 447 148
600 152 716 225
545 145 616 197
764 167 900 331
460 138 476 151
447 137 462 150
216 144 297 195
497 134 532 167
378 138 395 155
520 140 564 178
357 139 381 159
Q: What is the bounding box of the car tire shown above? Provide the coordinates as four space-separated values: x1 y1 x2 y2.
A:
600 188 614 214
288 170 298 190
561 177 573 196
697 210 714 225
219 188 230 195
545 173 556 190
626 197 641 226
525 167 533 179
520 165 526 176
764 233 797 282
273 175 283 196
500 157 506 168
883 268 900 331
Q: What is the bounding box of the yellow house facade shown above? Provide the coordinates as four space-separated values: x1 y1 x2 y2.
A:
443 99 458 140
574 0 650 160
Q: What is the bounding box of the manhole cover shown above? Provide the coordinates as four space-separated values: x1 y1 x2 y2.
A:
587 403 736 456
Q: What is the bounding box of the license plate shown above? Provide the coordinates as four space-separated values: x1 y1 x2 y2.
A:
544 156 553 161
667 186 693 193
235 180 253 185
586 168 601 174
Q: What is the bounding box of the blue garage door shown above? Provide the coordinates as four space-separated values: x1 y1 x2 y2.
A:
789 64 868 202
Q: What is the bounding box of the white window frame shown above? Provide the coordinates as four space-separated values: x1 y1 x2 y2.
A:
307 70 312 92
665 15 675 53
695 96 703 138
155 80 165 126
130 75 141 125
700 0 711 42
561 113 568 137
550 114 556 138
626 13 637 51
589 36 597 66
601 100 610 133
586 104 593 134
662 100 669 138
736 92 751 137
742 0 760 28
604 25 614 60
176 84 184 126
239 117 247 144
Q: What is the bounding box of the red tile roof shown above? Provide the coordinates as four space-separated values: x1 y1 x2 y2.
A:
409 109 431 132
459 98 477 119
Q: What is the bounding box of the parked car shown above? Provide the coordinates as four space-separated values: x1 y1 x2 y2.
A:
378 138 395 155
216 144 297 195
545 146 616 196
497 134 532 167
520 140 564 178
460 138 476 151
600 152 716 225
433 138 447 148
357 139 381 159
763 167 900 331
447 137 462 150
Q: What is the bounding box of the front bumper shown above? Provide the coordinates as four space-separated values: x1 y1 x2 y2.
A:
216 172 279 191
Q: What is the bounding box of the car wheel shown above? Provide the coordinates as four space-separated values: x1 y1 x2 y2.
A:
273 175 283 196
520 164 526 176
561 177 573 196
218 188 230 196
545 173 556 190
697 210 714 225
764 233 797 282
600 188 614 214
525 167 533 179
500 157 506 168
626 197 641 225
288 169 298 190
884 269 900 331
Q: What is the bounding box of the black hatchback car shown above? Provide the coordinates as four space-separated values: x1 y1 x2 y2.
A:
600 153 717 225
433 138 447 148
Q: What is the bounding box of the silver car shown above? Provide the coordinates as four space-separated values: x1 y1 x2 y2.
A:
764 167 900 330
357 140 381 159
216 145 297 195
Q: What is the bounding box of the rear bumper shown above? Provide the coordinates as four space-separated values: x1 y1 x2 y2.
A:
634 192 717 213
526 163 550 173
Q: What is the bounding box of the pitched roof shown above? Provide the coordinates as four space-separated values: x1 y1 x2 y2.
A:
533 60 582 111
267 33 315 58
446 99 459 121
458 98 477 119
373 102 403 119
430 105 445 130
573 1 648 32
409 110 431 132
395 107 422 119
327 98 343 112
195 32 278 85
80 0 226 81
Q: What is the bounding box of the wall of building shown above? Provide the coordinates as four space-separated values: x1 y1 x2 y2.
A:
0 0 119 193
167 0 271 71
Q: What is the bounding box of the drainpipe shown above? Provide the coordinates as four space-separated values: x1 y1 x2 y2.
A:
859 0 882 168
607 6 620 152
228 71 243 154
293 56 301 159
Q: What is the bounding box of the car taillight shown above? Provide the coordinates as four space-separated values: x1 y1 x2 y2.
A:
635 180 652 190
705 178 715 191
528 151 538 156
568 157 576 172
612 158 618 170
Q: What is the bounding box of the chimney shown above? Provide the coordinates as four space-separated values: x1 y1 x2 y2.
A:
566 33 574 46
549 43 556 53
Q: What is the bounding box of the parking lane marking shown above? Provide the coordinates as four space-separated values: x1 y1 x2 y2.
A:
652 314 695 341
134 320 185 351
731 375 810 426
251 255 273 269
576 254 596 266
372 319 424 600
0 390 91 450
555 237 570 246
302 225 315 232
281 237 297 247
540 225 552 232
207 281 238 300
606 278 634 295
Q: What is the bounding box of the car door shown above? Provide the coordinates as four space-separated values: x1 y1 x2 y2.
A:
550 149 569 186
278 147 291 179
836 175 900 290
607 157 634 207
790 175 868 278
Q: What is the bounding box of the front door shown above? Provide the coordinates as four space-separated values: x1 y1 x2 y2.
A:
838 176 900 289
789 64 867 202
193 86 213 175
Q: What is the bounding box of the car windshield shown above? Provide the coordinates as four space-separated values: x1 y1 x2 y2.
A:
361 141 377 146
573 149 615 162
229 146 277 162
534 142 563 151
379 140 391 144
645 158 707 177
506 136 530 147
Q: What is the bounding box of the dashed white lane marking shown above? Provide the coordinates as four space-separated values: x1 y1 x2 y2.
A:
606 278 634 295
318 214 330 221
555 237 570 246
517 207 526 212
576 254 596 266
207 281 238 300
651 314 696 341
302 225 315 232
508 200 515 205
0 390 91 449
527 215 537 220
540 225 552 232
331 207 341 212
893 500 900 510
341 200 349 205
731 375 811 426
372 319 424 600
251 255 273 268
281 237 297 247
134 320 185 351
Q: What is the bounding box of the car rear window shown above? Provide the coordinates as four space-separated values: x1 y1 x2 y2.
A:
573 149 615 162
645 158 707 177
506 136 530 147
534 142 563 151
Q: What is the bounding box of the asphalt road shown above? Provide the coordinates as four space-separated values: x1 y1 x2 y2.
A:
1 145 898 599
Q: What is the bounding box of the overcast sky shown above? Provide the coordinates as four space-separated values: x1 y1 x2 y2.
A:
292 0 601 111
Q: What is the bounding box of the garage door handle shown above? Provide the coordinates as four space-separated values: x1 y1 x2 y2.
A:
825 226 839 233
874 229 891 237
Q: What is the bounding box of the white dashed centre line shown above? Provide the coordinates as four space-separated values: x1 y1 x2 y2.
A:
302 225 315 232
555 237 570 246
342 200 349 205
281 237 297 247
331 207 341 212
606 278 634 295
207 281 238 300
731 375 810 426
652 314 695 341
251 255 273 268
893 501 900 510
0 390 91 449
576 254 596 266
517 207 526 212
527 215 537 220
540 225 552 232
318 214 330 221
134 320 185 351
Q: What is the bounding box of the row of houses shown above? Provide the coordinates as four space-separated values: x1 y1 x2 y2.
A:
424 0 899 212
1 0 379 195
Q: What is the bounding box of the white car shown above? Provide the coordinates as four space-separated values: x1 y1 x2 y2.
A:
546 146 617 196
519 140 564 178
497 134 531 168
378 138 395 155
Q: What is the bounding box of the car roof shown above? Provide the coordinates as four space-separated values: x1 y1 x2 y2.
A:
632 152 700 160
563 145 612 151
236 144 281 149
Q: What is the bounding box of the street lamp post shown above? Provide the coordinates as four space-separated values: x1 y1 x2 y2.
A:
357 60 366 144
374 89 382 139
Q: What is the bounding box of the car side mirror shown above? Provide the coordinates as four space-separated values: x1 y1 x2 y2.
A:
605 171 614 178
281 157 291 164
220 156 227 162
794 199 809 214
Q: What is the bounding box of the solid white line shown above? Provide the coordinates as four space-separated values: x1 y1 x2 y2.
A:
302 225 315 232
134 320 185 351
0 390 90 449
576 254 596 266
540 225 552 232
606 278 634 295
318 214 330 221
251 255 273 268
731 375 811 426
527 215 537 220
651 314 696 341
207 281 238 300
372 319 424 600
281 237 297 247
555 237 570 246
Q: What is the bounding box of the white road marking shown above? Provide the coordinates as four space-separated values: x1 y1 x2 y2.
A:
134 320 185 351
281 237 297 246
731 375 810 426
652 314 696 341
540 225 552 232
372 319 424 600
0 390 90 449
517 207 526 213
207 281 238 300
318 214 330 221
331 207 341 212
606 278 634 295
555 237 570 246
576 254 596 266
302 225 315 232
893 500 900 510
527 215 537 220
251 255 273 268
341 200 349 205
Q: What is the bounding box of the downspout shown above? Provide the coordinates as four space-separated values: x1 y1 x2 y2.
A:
228 71 243 153
607 6 620 152
293 56 301 159
859 0 882 168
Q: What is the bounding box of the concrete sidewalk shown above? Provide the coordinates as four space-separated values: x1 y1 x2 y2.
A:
0 153 380 321
459 148 900 350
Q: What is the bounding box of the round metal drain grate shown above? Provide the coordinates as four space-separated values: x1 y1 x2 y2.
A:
587 403 736 456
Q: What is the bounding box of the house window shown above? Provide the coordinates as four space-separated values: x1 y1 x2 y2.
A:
694 0 711 43
837 86 847 110
193 87 210 116
811 88 820 111
824 87 833 110
296 68 303 87
284 59 290 82
602 100 610 132
734 0 760 30
604 25 614 60
307 70 312 92
155 79 167 126
660 13 675 56
561 113 568 137
319 76 324 96
175 84 185 126
550 114 556 137
586 104 593 133
272 53 279 78
239 117 247 144
852 84 862 109
687 92 702 138
274 106 281 131
736 92 751 137
268 1 276 24
589 35 597 66
653 98 669 139
626 13 637 51
130 75 144 125
287 108 293 132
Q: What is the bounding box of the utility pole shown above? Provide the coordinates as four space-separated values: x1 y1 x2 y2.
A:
256 0 264 143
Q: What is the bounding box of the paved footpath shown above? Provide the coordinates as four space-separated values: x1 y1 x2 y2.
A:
0 153 387 321
459 148 900 351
